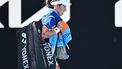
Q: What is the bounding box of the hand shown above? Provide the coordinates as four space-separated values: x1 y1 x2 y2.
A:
57 21 63 30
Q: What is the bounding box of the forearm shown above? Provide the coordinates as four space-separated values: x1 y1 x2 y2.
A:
41 25 61 39
42 30 56 39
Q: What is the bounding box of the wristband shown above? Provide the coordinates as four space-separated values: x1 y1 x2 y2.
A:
53 27 60 34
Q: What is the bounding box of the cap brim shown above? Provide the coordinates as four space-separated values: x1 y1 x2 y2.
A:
51 2 71 6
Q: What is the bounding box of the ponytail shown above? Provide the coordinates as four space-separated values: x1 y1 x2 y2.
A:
45 0 53 8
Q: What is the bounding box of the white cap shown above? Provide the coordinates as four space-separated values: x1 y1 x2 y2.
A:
51 0 71 6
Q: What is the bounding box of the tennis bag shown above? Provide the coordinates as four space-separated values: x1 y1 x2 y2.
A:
17 21 55 69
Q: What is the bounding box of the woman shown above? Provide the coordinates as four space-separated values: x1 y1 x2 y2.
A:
41 0 71 69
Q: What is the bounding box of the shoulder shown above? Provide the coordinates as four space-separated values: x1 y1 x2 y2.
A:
41 14 56 25
41 14 57 29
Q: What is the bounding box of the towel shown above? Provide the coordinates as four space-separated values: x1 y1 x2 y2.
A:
49 11 72 47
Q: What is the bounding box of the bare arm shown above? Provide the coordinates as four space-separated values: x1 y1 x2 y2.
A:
41 25 56 39
41 22 63 39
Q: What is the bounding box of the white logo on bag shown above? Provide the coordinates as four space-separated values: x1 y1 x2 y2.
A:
21 33 29 69
43 43 54 66
0 0 71 28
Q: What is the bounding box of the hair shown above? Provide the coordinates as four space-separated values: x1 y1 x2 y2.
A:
45 0 53 8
